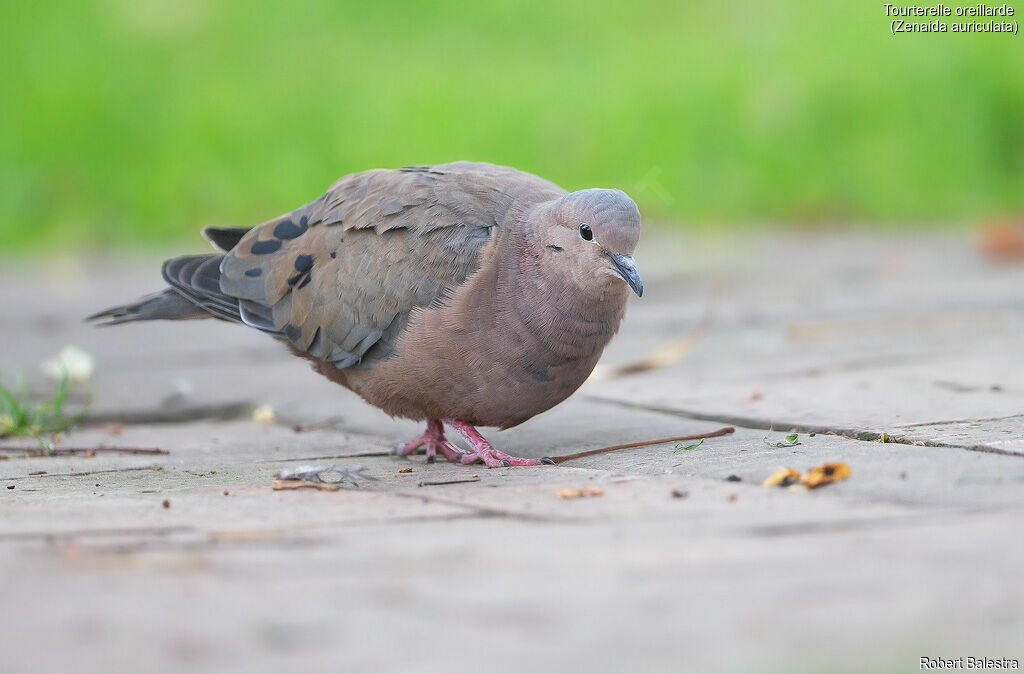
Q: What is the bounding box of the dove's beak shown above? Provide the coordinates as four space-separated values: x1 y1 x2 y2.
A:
607 253 644 297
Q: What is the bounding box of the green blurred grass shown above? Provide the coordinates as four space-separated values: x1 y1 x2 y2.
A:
2 1 1023 249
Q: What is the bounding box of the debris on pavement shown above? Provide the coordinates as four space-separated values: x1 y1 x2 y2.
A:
763 462 852 489
556 486 605 499
272 479 340 492
0 446 167 457
762 467 801 487
273 464 377 489
800 462 851 488
208 528 284 542
398 467 413 473
417 478 480 487
276 465 332 481
763 433 801 448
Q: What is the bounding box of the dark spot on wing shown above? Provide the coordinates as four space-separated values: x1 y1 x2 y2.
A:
298 274 313 289
287 273 302 287
273 218 308 240
244 268 262 277
294 254 314 272
547 245 564 252
330 251 337 259
250 240 282 255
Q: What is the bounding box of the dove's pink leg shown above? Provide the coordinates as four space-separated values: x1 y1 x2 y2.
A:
394 419 462 463
444 419 554 467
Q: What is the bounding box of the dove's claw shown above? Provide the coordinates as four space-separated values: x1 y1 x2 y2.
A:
540 457 555 465
398 419 545 467
444 419 544 467
396 420 446 461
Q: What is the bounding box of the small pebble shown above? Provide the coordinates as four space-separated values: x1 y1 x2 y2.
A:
670 489 688 499
725 474 742 482
223 490 230 496
727 493 738 502
399 467 413 474
6 484 14 490
162 499 170 509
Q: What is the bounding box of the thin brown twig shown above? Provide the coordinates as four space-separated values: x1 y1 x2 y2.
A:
417 478 481 487
547 426 735 464
0 446 168 456
259 428 736 469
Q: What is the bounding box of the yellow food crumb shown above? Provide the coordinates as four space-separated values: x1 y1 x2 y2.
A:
800 462 851 488
556 486 605 499
762 467 801 487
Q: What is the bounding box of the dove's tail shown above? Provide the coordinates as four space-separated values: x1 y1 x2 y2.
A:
86 289 211 326
87 252 238 327
88 226 257 327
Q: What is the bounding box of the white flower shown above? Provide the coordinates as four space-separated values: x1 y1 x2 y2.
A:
251 404 277 424
42 345 95 383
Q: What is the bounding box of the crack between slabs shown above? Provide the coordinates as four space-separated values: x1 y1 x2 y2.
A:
583 395 1024 459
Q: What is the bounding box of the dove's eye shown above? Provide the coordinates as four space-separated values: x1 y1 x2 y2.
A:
579 223 593 241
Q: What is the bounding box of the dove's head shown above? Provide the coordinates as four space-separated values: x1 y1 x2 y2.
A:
533 188 643 298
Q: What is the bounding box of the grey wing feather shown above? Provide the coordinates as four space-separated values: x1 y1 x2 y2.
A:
202 226 253 252
87 290 208 325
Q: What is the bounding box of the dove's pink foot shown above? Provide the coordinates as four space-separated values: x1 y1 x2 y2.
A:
395 419 554 467
444 419 554 468
394 419 462 463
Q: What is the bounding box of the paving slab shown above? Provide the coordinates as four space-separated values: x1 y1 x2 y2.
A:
1 230 1022 673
